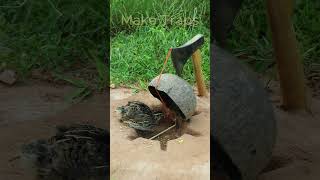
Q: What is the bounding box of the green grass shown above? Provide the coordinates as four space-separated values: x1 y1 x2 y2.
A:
111 26 210 89
110 0 210 89
0 0 108 89
110 0 210 35
226 0 320 74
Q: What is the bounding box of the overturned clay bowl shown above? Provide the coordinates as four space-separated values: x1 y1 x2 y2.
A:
212 44 277 180
148 73 196 120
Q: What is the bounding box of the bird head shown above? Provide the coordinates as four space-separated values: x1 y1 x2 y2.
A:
116 106 126 114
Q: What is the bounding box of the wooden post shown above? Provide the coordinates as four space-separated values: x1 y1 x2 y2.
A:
266 0 309 110
192 49 208 97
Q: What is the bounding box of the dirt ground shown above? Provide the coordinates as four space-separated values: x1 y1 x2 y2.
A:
258 82 320 180
110 84 320 180
0 80 320 180
110 89 210 180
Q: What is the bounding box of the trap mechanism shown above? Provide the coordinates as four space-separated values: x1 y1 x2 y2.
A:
148 73 197 121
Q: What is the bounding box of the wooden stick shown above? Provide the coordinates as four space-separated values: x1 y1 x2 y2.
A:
149 124 176 140
192 49 208 97
266 0 309 111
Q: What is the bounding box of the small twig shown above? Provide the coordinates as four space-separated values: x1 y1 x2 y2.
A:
149 123 176 140
265 78 272 90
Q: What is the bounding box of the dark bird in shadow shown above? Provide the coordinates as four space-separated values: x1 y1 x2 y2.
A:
20 124 109 180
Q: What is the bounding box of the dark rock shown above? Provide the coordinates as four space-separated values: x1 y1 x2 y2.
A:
0 69 17 85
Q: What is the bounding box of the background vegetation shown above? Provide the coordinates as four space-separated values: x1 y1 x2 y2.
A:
1 0 318 92
110 0 210 89
226 0 320 75
0 0 108 92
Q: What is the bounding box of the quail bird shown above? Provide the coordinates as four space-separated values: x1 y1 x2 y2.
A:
117 101 164 132
20 124 108 180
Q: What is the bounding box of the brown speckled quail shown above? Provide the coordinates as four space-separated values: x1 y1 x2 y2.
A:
117 101 164 132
